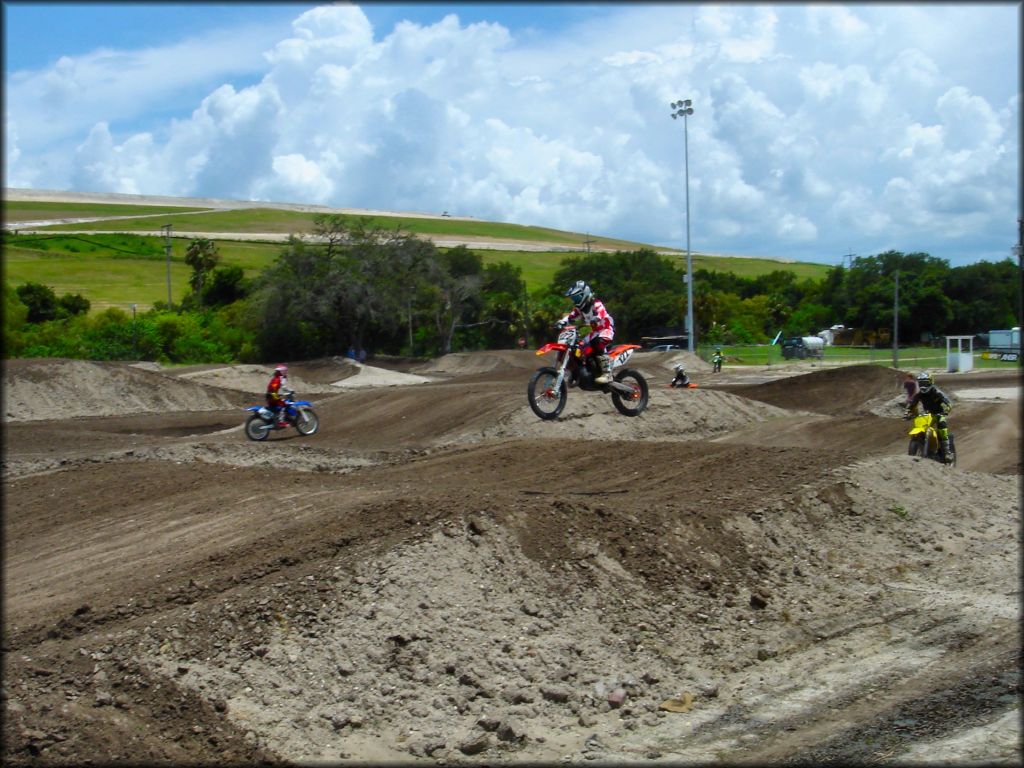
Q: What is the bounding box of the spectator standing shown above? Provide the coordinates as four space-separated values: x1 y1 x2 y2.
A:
903 372 918 406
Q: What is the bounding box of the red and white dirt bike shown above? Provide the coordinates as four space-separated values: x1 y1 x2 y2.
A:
527 325 649 420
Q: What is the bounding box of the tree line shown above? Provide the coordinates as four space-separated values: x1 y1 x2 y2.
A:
4 217 1019 364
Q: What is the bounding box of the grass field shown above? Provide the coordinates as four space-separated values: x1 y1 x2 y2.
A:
3 200 832 312
2 200 211 221
703 344 1018 370
2 233 285 312
24 204 646 249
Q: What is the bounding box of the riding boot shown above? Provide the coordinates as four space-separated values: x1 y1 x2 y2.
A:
594 354 612 384
941 437 953 462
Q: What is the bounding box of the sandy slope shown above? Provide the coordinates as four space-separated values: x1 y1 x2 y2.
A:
2 355 1020 765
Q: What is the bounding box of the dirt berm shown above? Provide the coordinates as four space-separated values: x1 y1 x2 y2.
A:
2 353 1020 765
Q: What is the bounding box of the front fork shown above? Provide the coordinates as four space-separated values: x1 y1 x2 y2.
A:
553 350 573 391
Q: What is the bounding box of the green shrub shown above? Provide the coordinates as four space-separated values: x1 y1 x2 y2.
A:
16 282 59 323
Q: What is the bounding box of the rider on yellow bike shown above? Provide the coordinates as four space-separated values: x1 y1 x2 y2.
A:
904 371 954 462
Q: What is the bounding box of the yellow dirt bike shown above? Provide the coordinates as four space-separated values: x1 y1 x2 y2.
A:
906 412 956 466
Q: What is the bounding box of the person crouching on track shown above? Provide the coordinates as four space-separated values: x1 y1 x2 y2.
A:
267 363 290 426
670 364 691 388
556 280 615 384
904 371 954 462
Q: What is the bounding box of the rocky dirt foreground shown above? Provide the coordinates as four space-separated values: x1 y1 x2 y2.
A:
2 354 1021 765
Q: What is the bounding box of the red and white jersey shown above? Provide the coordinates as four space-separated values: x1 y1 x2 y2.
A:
561 299 615 342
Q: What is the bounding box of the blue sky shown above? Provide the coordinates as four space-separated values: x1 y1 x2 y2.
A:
3 2 1020 267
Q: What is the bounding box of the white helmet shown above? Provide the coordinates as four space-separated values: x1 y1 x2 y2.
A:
675 364 686 375
565 280 593 309
274 364 288 374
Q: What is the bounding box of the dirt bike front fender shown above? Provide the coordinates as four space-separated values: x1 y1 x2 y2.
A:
907 414 934 436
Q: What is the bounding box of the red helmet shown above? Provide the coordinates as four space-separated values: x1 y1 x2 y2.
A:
274 364 288 374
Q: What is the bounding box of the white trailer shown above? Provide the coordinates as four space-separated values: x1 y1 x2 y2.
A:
989 327 1020 361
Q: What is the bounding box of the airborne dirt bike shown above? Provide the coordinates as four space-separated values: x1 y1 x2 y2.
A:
906 411 956 466
527 325 649 420
244 390 319 441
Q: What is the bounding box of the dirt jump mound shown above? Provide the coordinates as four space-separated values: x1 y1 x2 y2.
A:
3 359 247 422
728 364 906 415
413 349 539 376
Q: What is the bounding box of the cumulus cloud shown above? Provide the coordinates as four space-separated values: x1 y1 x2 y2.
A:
3 3 1018 265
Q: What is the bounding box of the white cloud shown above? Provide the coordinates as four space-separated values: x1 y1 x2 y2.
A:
806 5 871 39
263 153 335 202
3 3 1018 266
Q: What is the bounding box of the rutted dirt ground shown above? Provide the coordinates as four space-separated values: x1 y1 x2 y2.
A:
2 351 1021 765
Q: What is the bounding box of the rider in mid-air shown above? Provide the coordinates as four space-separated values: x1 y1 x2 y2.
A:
905 371 954 462
556 280 615 384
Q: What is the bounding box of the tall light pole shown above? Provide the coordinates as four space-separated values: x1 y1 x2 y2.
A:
671 99 695 352
1015 217 1023 364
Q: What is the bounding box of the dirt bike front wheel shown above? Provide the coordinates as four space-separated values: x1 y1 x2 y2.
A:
294 408 319 436
528 366 568 420
908 435 925 456
611 368 649 416
245 414 272 441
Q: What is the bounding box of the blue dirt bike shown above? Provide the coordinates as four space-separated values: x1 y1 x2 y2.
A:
244 391 319 441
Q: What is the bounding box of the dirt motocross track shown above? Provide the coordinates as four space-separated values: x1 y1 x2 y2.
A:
3 352 1021 765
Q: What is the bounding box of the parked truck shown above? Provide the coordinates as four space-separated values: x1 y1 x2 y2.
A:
781 335 825 359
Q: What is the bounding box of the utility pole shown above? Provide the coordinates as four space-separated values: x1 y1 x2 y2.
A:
160 224 173 306
522 285 530 348
893 268 899 369
408 299 414 356
130 303 137 359
843 251 855 322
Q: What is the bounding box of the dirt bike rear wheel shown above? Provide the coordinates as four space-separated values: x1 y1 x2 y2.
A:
611 368 649 416
528 366 568 420
245 414 272 441
294 408 319 436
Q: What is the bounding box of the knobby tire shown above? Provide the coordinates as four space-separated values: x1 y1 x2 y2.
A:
528 366 567 420
611 368 649 416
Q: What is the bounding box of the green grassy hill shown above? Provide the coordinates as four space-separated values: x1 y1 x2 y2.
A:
2 198 831 313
